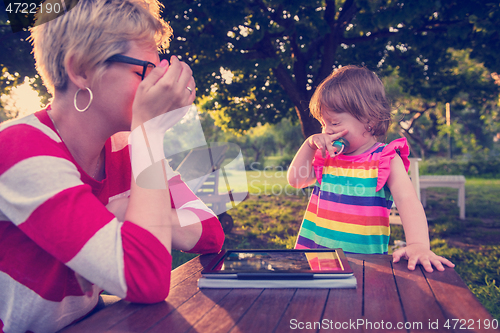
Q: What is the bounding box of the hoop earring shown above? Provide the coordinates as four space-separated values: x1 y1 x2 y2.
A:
74 87 93 112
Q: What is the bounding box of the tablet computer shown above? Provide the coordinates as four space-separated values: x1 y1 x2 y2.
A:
201 248 353 279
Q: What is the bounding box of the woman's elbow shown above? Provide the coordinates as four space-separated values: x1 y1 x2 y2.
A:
124 268 171 304
199 217 225 254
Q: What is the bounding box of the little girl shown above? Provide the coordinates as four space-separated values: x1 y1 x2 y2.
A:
287 65 454 272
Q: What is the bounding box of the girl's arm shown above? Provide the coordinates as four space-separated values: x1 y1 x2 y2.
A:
387 155 455 272
287 140 319 189
287 130 348 188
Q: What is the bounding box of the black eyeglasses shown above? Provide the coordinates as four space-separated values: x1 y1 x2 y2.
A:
105 54 156 80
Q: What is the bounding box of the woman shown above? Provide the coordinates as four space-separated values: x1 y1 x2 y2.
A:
0 1 224 332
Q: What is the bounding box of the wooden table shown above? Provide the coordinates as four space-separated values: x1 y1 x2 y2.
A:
61 254 499 333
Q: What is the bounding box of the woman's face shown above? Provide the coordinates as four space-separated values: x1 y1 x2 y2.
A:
93 41 159 132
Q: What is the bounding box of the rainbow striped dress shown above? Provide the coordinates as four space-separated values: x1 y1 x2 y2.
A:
295 138 409 254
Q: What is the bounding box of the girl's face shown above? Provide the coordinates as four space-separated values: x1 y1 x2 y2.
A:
321 108 377 155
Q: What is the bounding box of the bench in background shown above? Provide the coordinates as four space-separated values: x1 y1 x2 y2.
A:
419 175 466 220
391 158 466 224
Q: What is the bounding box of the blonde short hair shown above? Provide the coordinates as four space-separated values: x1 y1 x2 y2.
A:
310 65 392 137
30 0 172 95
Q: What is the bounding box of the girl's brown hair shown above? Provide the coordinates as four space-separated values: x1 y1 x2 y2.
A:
309 65 392 137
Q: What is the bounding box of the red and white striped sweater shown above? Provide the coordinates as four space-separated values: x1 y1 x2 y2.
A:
0 108 224 333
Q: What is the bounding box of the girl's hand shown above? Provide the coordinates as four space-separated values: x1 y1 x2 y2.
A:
306 130 348 158
393 243 455 272
132 56 196 129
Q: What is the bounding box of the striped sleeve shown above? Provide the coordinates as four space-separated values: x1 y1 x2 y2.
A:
376 137 410 191
0 121 171 304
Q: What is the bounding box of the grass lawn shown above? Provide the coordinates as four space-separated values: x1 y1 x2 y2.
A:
172 173 500 320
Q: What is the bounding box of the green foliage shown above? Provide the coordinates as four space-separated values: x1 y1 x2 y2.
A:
171 250 199 270
270 118 303 156
275 154 295 169
387 49 500 158
223 194 307 250
0 6 44 117
198 113 303 170
419 155 500 178
163 0 500 137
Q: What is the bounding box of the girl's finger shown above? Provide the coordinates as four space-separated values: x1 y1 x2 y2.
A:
431 259 445 272
328 129 349 141
439 256 455 268
420 258 434 272
407 256 420 271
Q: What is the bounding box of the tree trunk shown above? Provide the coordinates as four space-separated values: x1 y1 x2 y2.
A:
273 63 322 138
295 105 322 138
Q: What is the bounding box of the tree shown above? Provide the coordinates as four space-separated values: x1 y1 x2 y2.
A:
0 3 50 121
385 49 500 158
271 117 303 156
163 0 500 138
1 0 499 142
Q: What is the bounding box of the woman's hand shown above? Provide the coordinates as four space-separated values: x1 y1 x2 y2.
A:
106 196 202 251
106 197 129 222
75 272 94 297
131 56 196 129
306 130 348 158
393 243 455 272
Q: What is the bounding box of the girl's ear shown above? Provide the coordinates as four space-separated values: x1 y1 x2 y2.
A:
365 122 374 134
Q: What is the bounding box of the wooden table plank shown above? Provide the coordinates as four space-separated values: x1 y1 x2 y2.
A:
187 289 264 333
392 262 448 332
107 255 221 332
363 255 406 332
61 254 211 333
423 267 500 333
107 273 204 332
146 288 232 333
170 254 211 287
229 288 296 333
318 256 364 333
59 301 146 333
274 289 329 333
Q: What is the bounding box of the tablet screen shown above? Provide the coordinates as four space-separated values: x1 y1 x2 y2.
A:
204 249 352 275
222 251 344 271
